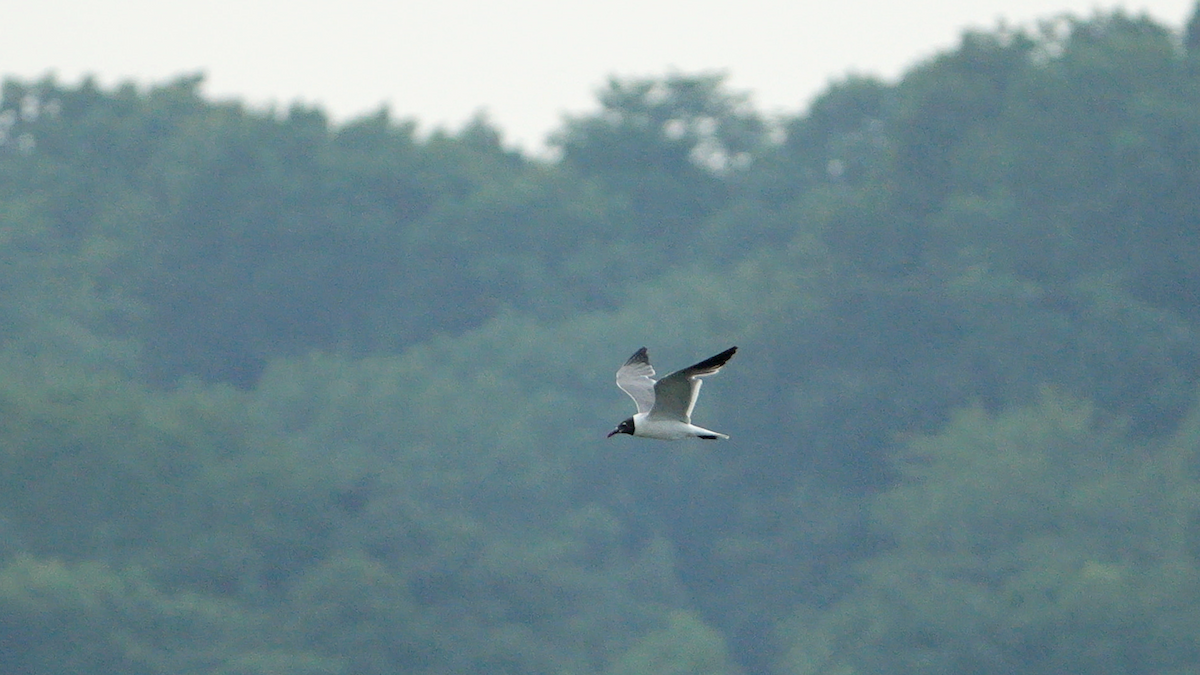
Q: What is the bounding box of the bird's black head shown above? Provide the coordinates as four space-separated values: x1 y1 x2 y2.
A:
607 417 635 438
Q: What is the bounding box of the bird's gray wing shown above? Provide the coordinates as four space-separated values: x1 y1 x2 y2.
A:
615 347 656 414
649 346 737 422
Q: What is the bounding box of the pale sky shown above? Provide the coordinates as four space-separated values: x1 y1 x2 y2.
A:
3 0 1195 154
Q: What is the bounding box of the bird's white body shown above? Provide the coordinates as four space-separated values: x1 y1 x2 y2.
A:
629 412 730 440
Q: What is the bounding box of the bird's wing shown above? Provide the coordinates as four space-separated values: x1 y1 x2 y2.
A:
649 346 737 422
615 347 656 414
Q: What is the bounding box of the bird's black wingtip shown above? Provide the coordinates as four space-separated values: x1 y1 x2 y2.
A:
624 347 650 366
700 346 738 369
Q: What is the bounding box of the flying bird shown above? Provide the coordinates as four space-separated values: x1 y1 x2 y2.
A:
607 346 737 440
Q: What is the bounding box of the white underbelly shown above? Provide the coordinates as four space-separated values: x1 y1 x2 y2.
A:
634 414 700 440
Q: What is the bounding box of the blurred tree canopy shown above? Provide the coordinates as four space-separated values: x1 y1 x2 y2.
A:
3 7 1200 674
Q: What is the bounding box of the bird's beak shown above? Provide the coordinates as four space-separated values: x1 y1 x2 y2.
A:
606 429 619 438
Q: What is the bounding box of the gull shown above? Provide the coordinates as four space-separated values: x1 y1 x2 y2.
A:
607 346 737 440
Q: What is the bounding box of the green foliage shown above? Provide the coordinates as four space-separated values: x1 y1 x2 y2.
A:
764 75 892 198
778 390 1200 674
553 73 764 231
0 555 343 675
605 610 743 675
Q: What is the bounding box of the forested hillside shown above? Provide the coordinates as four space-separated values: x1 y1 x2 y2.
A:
3 9 1200 674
